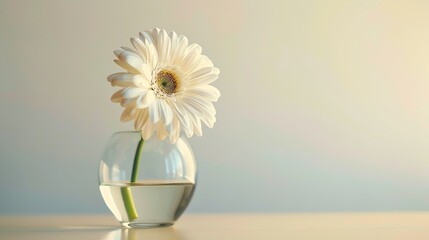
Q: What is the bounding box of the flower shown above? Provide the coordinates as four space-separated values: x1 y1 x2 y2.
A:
108 28 220 143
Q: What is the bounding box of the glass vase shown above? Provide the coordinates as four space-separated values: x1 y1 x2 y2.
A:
99 131 197 228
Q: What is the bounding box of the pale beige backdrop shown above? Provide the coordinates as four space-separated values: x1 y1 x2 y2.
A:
1 0 429 214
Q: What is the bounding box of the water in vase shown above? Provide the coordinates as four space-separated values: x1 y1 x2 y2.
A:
100 180 195 227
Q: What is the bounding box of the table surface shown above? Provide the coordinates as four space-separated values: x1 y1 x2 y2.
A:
1 213 429 240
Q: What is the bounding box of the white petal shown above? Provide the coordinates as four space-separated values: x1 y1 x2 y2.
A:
140 64 153 81
114 50 145 74
141 120 155 140
186 43 202 55
130 37 148 62
185 67 219 89
170 34 188 65
132 74 151 89
108 73 138 87
134 109 149 130
186 73 219 88
139 30 159 67
132 110 141 129
136 90 156 109
120 106 136 122
111 89 124 103
140 30 155 45
108 72 151 89
180 96 218 130
200 110 216 128
181 49 199 74
156 29 171 64
158 100 173 126
120 98 135 107
202 114 216 128
156 122 168 140
122 87 146 99
185 54 214 71
151 28 161 48
146 44 159 69
121 46 139 55
168 118 180 143
212 67 221 75
183 51 212 74
188 67 215 79
193 117 203 137
114 59 134 73
183 96 216 116
200 116 212 128
198 55 214 68
181 104 201 137
149 99 160 123
186 85 221 102
171 101 193 137
169 31 178 58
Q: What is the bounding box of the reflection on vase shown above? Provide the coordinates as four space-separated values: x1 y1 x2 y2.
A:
103 228 187 240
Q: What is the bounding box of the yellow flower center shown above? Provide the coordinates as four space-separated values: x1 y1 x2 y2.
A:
155 71 178 95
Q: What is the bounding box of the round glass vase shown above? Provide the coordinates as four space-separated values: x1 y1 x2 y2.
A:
99 131 197 228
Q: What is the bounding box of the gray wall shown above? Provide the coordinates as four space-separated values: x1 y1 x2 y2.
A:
1 0 429 214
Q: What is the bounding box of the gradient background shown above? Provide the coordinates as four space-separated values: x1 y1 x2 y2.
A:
1 0 429 214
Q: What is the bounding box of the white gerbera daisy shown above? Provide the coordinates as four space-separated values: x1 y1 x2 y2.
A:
108 28 220 143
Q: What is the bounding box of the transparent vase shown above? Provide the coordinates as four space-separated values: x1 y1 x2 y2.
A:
99 131 197 228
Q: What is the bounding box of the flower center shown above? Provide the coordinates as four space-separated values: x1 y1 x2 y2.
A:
155 71 178 95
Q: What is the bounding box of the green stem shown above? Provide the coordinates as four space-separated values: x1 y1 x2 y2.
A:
131 138 144 183
121 137 144 221
120 187 138 221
